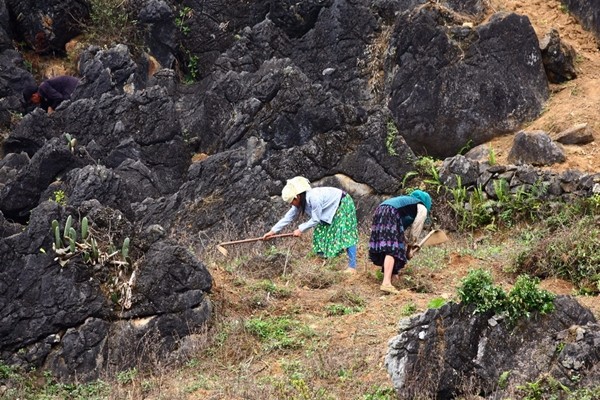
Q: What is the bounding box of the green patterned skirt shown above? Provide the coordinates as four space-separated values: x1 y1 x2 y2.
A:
312 194 359 258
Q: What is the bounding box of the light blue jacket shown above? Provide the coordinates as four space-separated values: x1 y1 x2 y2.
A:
271 187 344 233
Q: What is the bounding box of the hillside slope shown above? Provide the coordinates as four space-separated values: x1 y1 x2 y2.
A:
112 1 600 398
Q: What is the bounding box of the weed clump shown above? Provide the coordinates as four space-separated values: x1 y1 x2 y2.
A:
513 216 600 294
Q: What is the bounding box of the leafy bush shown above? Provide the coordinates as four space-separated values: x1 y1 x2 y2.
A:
458 269 555 323
457 269 507 314
448 178 549 231
505 275 555 321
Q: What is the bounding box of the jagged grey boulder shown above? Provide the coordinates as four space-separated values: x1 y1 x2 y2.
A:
554 123 595 145
507 130 566 166
387 5 549 157
385 296 598 399
540 28 577 83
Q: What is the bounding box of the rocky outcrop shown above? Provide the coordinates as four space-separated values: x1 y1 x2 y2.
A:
387 6 549 157
440 153 600 201
385 296 599 399
0 200 212 381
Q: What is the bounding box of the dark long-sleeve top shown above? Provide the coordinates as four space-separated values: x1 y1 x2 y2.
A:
38 76 80 110
380 195 428 242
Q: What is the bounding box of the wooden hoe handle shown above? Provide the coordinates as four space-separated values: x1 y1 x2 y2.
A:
218 233 295 247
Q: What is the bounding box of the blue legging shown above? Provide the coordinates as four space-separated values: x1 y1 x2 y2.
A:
346 245 357 268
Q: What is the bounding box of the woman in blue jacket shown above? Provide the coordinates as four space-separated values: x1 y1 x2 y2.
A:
369 190 432 294
264 176 359 273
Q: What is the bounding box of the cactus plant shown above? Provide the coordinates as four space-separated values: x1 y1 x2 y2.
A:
52 220 62 248
81 216 89 240
91 238 99 262
64 215 73 241
50 214 133 269
122 237 130 260
68 227 77 253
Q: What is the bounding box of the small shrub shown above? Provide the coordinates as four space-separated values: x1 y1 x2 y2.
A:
505 275 555 321
84 0 143 49
513 216 600 292
457 269 506 314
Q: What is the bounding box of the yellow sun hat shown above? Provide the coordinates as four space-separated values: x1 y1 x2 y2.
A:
281 176 311 203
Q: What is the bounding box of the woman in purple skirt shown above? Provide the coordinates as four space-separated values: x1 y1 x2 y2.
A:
369 190 432 294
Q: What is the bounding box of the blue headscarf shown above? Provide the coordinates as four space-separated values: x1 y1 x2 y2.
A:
409 190 432 213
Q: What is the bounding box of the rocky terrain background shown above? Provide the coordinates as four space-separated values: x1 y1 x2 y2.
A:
1 0 600 397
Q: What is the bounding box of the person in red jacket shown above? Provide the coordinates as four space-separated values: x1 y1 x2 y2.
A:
23 75 80 114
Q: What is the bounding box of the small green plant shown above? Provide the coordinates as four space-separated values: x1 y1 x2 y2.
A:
51 215 130 269
51 190 67 206
517 375 570 400
401 170 419 189
175 7 193 35
457 269 506 314
498 370 511 390
117 368 138 385
414 156 443 192
458 139 473 155
184 51 200 83
385 121 399 156
505 275 555 321
0 361 16 379
245 316 313 351
400 302 418 316
427 297 446 309
325 303 363 316
488 147 497 165
51 215 133 309
362 386 396 400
